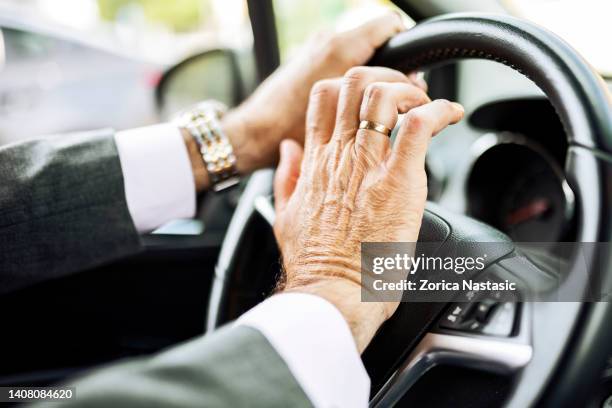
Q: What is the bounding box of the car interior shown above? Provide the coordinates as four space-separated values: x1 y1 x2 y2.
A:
0 0 611 407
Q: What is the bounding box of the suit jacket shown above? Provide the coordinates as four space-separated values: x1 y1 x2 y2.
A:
35 325 311 408
0 131 312 407
0 129 141 294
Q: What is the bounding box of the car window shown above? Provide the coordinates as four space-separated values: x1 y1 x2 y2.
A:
503 0 612 77
1 0 253 65
0 1 255 145
2 29 63 61
273 0 413 61
96 0 253 63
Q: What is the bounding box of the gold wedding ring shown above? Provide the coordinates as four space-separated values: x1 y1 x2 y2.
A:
359 120 392 137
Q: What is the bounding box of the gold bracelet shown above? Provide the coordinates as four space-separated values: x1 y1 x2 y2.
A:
175 101 240 192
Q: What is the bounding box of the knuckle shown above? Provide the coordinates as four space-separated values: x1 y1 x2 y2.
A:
306 118 324 135
310 79 337 99
343 66 370 86
416 89 432 104
318 32 343 61
404 110 430 132
363 82 385 103
436 99 453 110
324 32 343 52
398 88 429 111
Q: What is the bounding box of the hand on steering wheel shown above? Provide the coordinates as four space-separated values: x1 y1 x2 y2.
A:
272 66 464 352
209 13 612 407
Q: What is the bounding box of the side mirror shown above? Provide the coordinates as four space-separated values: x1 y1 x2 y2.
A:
155 49 248 119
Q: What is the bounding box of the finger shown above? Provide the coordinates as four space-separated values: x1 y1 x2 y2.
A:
355 82 431 163
274 139 304 213
334 66 412 143
408 71 428 92
305 78 342 148
388 100 464 175
342 11 404 52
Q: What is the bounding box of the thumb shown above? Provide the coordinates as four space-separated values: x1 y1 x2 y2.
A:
274 139 304 213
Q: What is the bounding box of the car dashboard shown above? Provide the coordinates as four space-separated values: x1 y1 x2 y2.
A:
426 59 612 245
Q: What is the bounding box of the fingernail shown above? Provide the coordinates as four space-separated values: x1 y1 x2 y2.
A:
451 102 464 113
391 10 406 30
280 140 290 158
416 73 428 91
409 71 427 91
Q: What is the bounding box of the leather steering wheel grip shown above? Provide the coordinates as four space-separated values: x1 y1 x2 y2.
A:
369 13 612 154
366 13 612 408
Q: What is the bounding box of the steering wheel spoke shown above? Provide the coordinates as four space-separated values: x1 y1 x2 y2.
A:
371 328 532 407
370 255 536 407
254 194 275 226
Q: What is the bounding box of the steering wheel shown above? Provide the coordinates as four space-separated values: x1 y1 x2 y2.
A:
207 13 612 407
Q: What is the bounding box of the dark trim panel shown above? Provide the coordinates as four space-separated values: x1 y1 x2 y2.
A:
247 0 281 82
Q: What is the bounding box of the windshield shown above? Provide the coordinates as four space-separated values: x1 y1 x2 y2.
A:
0 0 254 65
502 0 612 76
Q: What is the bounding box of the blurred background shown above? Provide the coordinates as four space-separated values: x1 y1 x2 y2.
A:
0 0 401 144
0 0 609 144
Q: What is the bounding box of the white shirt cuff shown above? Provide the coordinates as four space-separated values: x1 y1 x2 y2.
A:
114 124 196 233
236 293 370 408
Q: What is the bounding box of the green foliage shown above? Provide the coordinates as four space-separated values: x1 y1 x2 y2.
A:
273 0 393 60
274 0 347 58
97 0 212 32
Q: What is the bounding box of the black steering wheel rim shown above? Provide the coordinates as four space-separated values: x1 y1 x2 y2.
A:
368 13 612 407
370 12 612 155
207 13 612 408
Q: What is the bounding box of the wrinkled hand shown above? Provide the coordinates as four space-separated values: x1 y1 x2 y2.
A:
223 11 427 175
273 67 464 352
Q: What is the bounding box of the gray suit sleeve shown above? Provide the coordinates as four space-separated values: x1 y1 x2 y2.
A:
0 129 142 294
36 325 313 408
